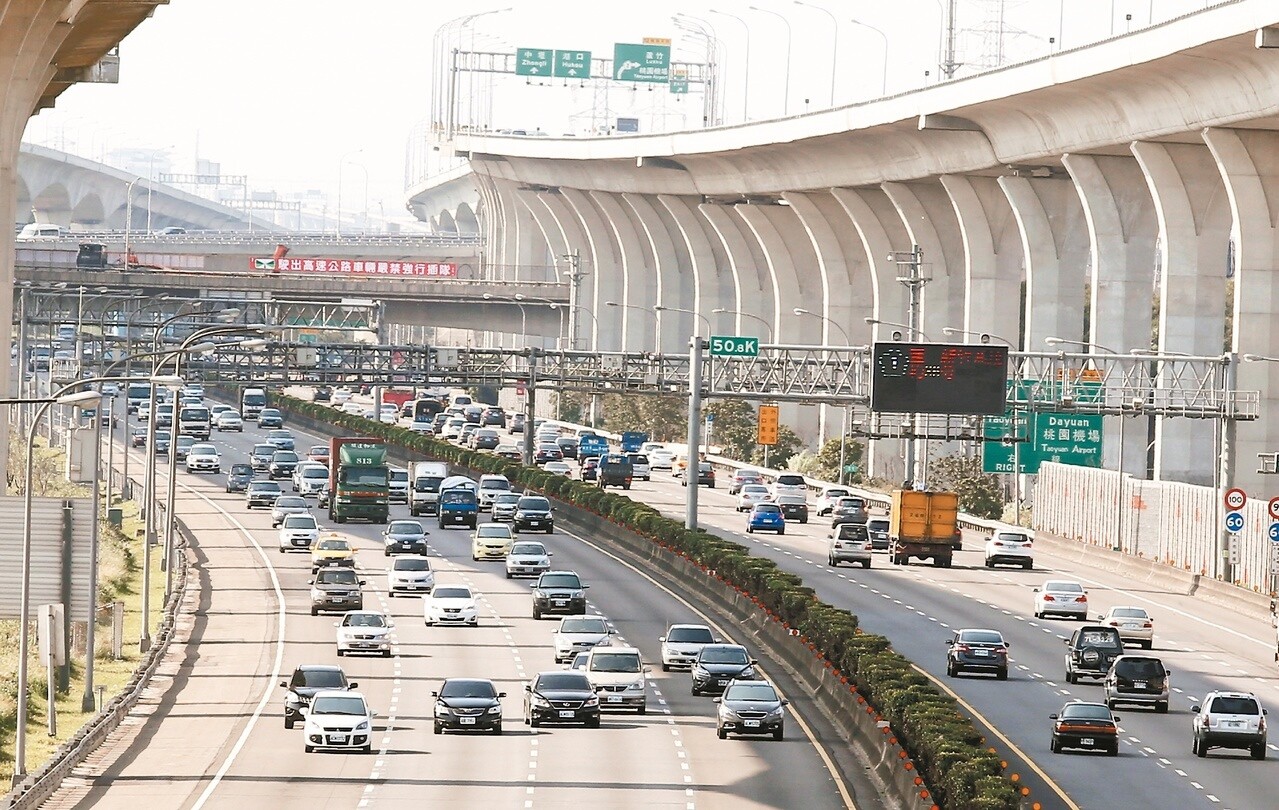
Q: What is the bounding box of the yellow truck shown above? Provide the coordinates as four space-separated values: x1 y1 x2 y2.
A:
888 490 958 568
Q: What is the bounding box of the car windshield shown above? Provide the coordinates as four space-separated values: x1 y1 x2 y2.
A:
253 445 275 457
276 497 306 508
867 519 890 531
1114 658 1165 678
231 464 252 474
836 499 863 509
269 431 291 439
316 539 350 551
1209 696 1260 715
510 543 546 556
310 446 328 455
1045 581 1084 593
536 673 591 691
440 680 496 699
292 668 345 689
589 652 641 673
273 452 298 462
519 498 550 511
220 412 241 420
1111 607 1148 619
496 494 521 505
1079 629 1123 648
742 485 769 495
250 482 281 493
1060 703 1113 721
776 475 805 486
310 695 367 716
191 445 216 455
958 630 1004 645
388 521 422 534
433 587 472 600
302 467 327 479
701 647 749 665
440 491 474 505
316 569 358 585
560 617 608 634
282 515 315 529
342 613 387 628
667 626 714 644
539 574 581 589
477 526 509 538
393 558 431 572
723 683 778 702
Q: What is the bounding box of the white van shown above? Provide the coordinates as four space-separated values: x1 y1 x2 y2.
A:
18 223 62 240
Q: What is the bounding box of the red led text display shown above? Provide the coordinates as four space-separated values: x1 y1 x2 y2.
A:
870 342 1009 416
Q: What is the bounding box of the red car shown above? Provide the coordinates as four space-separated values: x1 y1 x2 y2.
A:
307 445 331 464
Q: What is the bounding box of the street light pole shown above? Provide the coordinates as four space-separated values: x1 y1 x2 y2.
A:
708 8 751 122
794 308 854 481
748 6 792 115
712 307 774 342
849 18 889 96
336 148 363 237
794 0 838 106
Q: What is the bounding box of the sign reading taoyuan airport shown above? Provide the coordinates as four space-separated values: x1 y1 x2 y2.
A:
251 257 458 277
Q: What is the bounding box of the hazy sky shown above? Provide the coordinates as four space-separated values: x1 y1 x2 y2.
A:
22 0 1218 225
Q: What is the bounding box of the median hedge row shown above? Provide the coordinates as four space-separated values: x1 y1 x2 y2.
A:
278 395 1021 810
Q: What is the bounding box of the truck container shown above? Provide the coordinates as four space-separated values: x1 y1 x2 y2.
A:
328 437 390 524
409 461 449 516
620 431 649 454
888 489 957 568
578 435 610 459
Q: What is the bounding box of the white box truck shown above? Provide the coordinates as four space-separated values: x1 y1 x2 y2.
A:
409 461 449 516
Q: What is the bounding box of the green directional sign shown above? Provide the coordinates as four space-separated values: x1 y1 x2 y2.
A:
982 380 1105 474
613 42 670 83
554 49 591 78
669 71 689 94
709 335 759 358
515 47 553 77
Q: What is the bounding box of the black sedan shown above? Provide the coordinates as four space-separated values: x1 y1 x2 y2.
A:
774 495 809 524
945 628 1009 679
433 678 505 734
280 664 354 729
1050 701 1120 755
524 671 601 727
691 644 759 696
268 450 300 479
556 436 579 459
715 679 787 740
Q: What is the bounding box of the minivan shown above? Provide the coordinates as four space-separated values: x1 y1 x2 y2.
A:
18 223 62 239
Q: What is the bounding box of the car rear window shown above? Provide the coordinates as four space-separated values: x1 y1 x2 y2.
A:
776 475 805 486
958 630 1004 645
1113 658 1165 678
1210 696 1260 715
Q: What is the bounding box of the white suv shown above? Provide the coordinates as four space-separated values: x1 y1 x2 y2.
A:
984 530 1034 569
771 474 807 500
1193 691 1267 759
278 513 320 553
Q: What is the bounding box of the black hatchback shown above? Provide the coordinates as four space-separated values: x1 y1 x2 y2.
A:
691 644 759 695
524 671 601 727
433 678 505 734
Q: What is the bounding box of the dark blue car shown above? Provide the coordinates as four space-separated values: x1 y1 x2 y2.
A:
746 503 786 535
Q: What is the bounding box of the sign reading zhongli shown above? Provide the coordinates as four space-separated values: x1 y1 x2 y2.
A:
252 257 458 277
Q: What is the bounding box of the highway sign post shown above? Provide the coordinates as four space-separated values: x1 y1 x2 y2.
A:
515 48 553 76
613 42 670 83
1269 522 1279 543
1270 497 1279 521
1225 487 1247 510
669 69 689 94
554 50 591 78
1225 511 1246 533
709 335 759 358
982 380 1103 474
757 404 779 446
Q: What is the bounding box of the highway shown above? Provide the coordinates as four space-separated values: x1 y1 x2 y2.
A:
46 411 855 809
621 461 1279 810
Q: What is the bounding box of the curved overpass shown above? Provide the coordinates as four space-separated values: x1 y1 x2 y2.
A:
436 0 1279 489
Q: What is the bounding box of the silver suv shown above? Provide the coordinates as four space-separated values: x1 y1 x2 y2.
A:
1104 655 1169 713
1192 691 1267 759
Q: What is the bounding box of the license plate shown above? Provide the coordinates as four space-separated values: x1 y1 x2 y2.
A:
460 716 476 725
1135 681 1147 689
1124 623 1140 629
528 521 541 527
558 710 576 718
717 679 728 686
553 600 567 607
329 597 344 603
1225 720 1244 728
744 720 760 728
975 649 990 657
328 734 348 744
607 695 622 703
1081 737 1094 746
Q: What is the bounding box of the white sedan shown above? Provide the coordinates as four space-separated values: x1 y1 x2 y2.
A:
185 443 221 473
648 448 676 470
215 410 243 432
335 610 394 657
387 556 435 596
424 584 480 626
1032 580 1089 620
553 615 614 663
544 461 574 477
1097 605 1154 648
735 484 772 512
505 540 552 579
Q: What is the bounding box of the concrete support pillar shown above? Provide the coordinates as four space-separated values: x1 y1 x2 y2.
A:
700 203 770 337
519 189 571 349
561 188 624 352
940 175 1023 348
1203 127 1279 493
998 176 1090 350
625 194 692 355
535 191 595 350
1130 141 1229 484
473 173 503 273
590 191 654 352
1062 153 1158 477
881 181 966 341
784 191 874 347
489 178 538 281
734 202 824 445
660 195 738 339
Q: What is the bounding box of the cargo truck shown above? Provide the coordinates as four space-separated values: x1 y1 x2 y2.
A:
620 431 649 454
888 489 957 568
328 438 390 524
241 387 268 421
409 461 449 516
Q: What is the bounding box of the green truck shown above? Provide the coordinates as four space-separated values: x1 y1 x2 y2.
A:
328 437 390 524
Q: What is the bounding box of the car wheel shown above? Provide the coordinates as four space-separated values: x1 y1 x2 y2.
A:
588 717 600 728
1252 742 1267 760
304 744 314 753
1050 737 1060 753
997 668 1008 680
717 726 727 740
862 560 872 569
533 608 542 620
1106 699 1115 709
530 715 539 727
1065 671 1075 684
492 724 503 735
637 704 646 715
661 663 670 672
691 685 700 696
433 723 442 735
505 572 512 579
425 620 434 626
336 649 344 657
546 527 553 534
1107 744 1119 757
778 528 785 535
310 607 318 616
827 556 837 567
278 547 285 554
1156 702 1168 714
284 716 295 730
383 650 391 658
984 558 994 568
1023 561 1033 570
945 661 957 677
746 526 753 533
772 726 784 741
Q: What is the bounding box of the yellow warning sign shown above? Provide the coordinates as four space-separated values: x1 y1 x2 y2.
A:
757 404 779 446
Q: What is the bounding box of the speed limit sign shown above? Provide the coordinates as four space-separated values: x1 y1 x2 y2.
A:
1269 497 1279 521
1224 487 1247 511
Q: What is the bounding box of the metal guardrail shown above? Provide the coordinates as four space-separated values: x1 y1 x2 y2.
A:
2 506 191 809
25 231 482 247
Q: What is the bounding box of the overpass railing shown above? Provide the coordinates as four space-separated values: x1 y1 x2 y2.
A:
23 230 482 247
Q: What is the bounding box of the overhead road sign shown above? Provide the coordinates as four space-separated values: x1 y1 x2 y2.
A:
669 68 689 94
871 342 1009 416
982 380 1103 474
554 50 591 78
613 42 670 83
516 48 553 76
251 257 457 278
709 336 759 358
